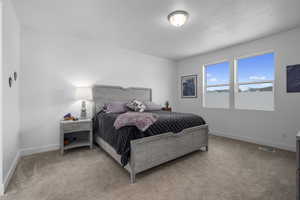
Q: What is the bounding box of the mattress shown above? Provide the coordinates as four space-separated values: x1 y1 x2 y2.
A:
93 110 206 166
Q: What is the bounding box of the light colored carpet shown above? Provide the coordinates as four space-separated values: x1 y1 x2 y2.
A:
0 136 296 200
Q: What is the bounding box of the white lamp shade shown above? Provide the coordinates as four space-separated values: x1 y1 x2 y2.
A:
75 87 92 100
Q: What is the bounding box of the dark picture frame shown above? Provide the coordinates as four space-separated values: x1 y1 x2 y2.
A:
181 75 197 98
287 64 300 93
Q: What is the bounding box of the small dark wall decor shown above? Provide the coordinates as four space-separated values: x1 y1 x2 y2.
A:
13 71 17 81
8 76 13 88
181 75 197 98
287 64 300 93
8 71 18 88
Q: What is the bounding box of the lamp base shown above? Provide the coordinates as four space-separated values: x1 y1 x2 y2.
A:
80 100 87 119
80 111 87 119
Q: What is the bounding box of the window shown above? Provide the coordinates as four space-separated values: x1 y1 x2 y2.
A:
203 61 230 108
235 52 274 110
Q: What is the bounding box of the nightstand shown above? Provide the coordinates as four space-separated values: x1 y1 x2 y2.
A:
60 119 93 155
162 107 172 112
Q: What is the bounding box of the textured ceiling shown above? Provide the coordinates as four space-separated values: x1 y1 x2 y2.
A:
12 0 300 60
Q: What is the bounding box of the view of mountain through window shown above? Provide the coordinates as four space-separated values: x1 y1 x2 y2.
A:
206 62 230 85
203 52 275 110
204 61 230 108
237 53 274 92
235 52 275 110
206 61 230 93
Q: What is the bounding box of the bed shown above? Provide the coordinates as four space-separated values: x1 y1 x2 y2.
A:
92 85 209 183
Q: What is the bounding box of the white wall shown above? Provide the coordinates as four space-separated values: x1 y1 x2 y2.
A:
177 27 300 151
20 28 177 151
0 0 3 189
1 0 20 190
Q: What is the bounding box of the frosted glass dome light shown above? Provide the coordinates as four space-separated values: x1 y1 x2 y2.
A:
168 10 189 27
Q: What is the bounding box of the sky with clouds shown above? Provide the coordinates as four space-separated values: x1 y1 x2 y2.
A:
206 53 274 86
237 53 274 83
206 62 230 85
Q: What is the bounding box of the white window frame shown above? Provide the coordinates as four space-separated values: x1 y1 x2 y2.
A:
203 60 230 108
234 51 275 110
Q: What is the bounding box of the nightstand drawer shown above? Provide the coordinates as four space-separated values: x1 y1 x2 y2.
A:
62 122 91 132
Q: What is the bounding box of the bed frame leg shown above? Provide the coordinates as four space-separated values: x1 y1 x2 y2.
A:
130 172 136 184
205 145 208 151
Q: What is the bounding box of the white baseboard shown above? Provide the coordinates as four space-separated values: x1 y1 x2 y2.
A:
210 131 295 152
0 144 60 195
20 144 60 157
0 151 21 195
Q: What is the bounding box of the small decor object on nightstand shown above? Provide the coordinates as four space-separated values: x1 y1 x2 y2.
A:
162 101 172 111
63 113 78 121
165 101 170 109
60 119 93 155
76 87 92 119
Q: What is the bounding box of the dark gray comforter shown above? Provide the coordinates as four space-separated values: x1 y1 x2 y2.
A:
93 110 206 166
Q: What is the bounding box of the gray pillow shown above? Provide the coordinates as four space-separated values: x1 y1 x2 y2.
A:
144 101 162 111
104 101 128 113
126 99 146 112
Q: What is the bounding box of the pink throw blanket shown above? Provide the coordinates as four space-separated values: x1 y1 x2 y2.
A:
114 112 158 131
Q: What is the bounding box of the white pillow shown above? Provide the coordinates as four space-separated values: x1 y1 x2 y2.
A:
144 101 162 111
126 99 146 112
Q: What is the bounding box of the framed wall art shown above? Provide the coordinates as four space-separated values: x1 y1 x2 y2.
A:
181 75 197 98
287 64 300 93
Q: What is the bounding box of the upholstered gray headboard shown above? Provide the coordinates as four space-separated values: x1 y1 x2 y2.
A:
92 85 152 113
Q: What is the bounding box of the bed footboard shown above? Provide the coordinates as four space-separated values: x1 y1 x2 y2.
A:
129 124 208 183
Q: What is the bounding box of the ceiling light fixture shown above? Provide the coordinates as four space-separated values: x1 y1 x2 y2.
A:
168 10 189 27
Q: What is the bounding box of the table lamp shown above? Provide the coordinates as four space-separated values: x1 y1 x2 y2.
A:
75 87 92 119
